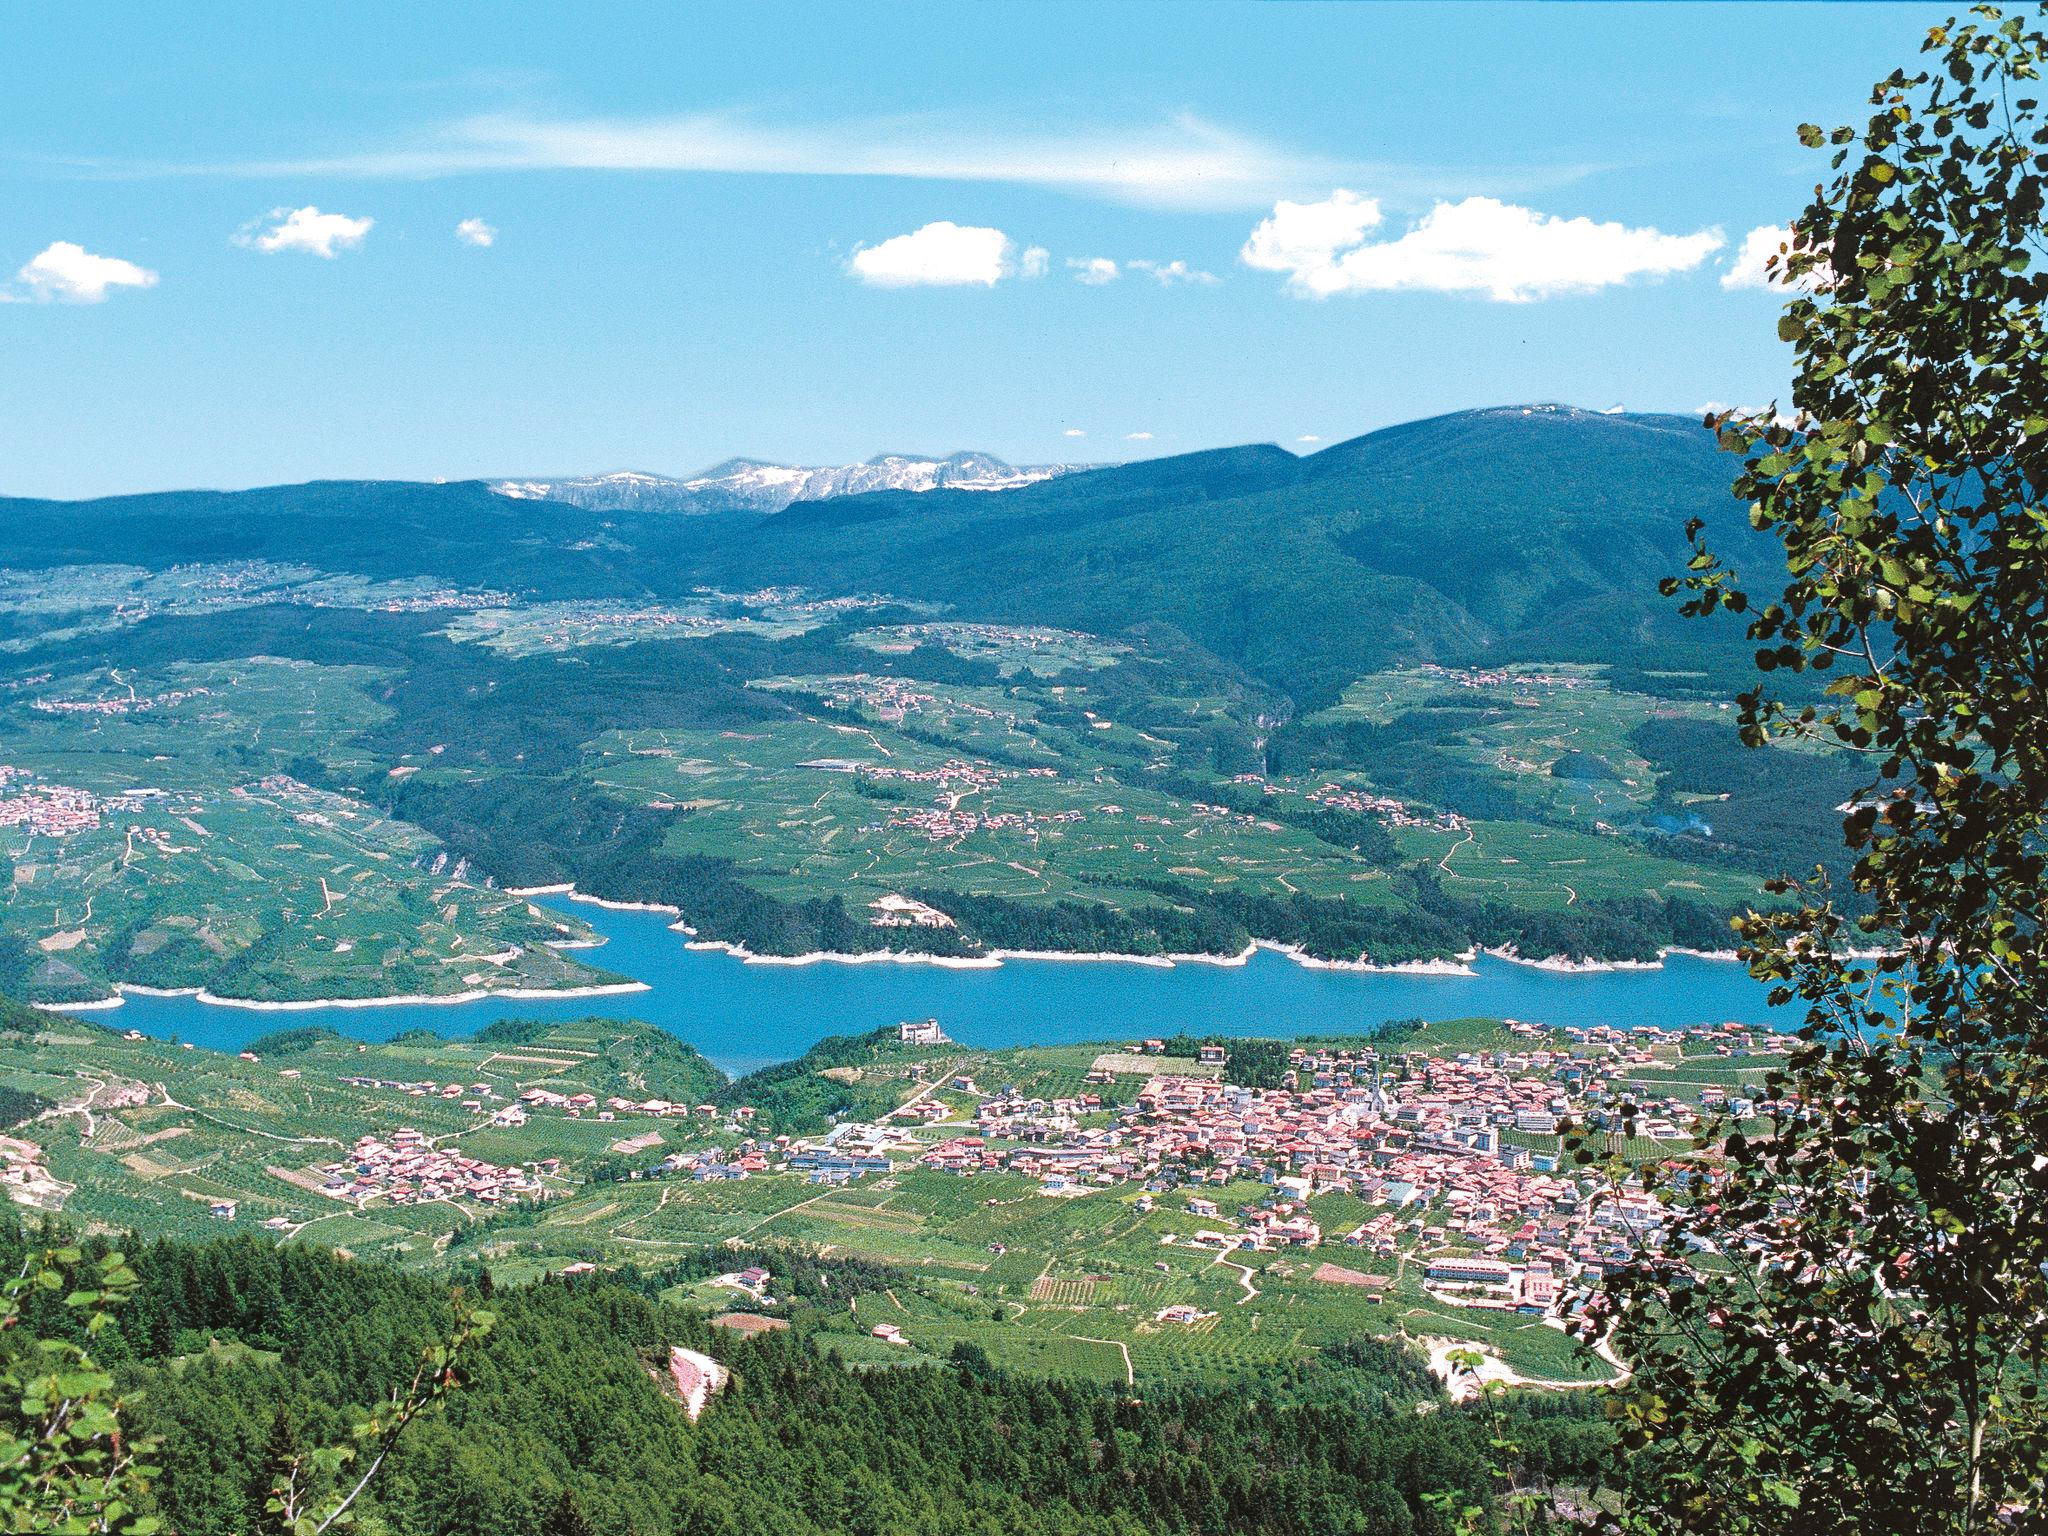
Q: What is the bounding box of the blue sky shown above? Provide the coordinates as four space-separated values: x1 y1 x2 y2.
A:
2 2 1947 498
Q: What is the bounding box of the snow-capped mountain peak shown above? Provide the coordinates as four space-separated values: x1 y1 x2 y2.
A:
490 453 1086 514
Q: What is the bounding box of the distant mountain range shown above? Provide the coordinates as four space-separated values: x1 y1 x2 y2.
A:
0 404 1767 707
492 451 1087 514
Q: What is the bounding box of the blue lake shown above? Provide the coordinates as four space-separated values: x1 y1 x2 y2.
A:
84 894 1785 1074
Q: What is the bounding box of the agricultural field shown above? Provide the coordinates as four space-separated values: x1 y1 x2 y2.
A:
436 588 931 657
0 1016 728 1262
846 621 1130 675
568 649 1785 934
580 711 1403 913
0 560 505 654
1309 662 1726 830
1387 816 1762 912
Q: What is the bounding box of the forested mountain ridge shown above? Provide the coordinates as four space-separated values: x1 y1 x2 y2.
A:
0 404 1766 709
700 404 1764 706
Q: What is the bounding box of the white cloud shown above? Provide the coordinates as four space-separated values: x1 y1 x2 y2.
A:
1020 245 1049 279
1129 258 1218 286
455 216 497 247
1721 223 1828 291
1124 431 1154 442
13 241 158 303
238 205 374 257
1241 189 1383 280
848 221 1015 287
1721 226 1785 290
1063 428 1087 438
1069 257 1119 285
1296 434 1322 444
1241 191 1723 302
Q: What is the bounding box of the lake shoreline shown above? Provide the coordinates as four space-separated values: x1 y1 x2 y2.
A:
48 895 1785 1067
45 887 1760 1017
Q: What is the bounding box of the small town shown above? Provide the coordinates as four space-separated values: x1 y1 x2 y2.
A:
30 683 214 717
0 767 151 837
302 1015 1800 1320
881 1021 1791 1311
312 1129 556 1208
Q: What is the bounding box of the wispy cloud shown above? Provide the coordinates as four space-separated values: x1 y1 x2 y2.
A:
1128 258 1217 286
1068 257 1119 285
92 108 1587 214
455 216 498 247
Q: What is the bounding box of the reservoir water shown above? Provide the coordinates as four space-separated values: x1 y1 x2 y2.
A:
84 895 1785 1074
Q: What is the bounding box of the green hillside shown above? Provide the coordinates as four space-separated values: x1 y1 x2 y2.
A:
0 406 1846 990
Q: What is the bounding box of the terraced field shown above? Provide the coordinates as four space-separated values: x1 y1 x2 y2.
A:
0 656 612 1001
583 712 1403 912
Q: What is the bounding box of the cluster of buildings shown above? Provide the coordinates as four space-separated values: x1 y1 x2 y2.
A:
712 586 892 619
486 602 764 649
901 1021 1795 1310
0 1134 70 1212
781 755 1085 844
1209 771 1464 834
875 620 1103 661
1417 663 1591 697
881 802 1086 843
329 1070 760 1130
315 1129 555 1207
868 894 956 929
513 1084 758 1127
861 757 1009 792
0 770 150 838
338 1073 505 1112
31 684 212 717
808 675 947 726
1305 781 1468 833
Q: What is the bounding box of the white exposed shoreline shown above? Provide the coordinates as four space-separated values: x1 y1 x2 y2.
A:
1482 945 1663 974
49 978 651 1015
526 885 1752 975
